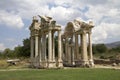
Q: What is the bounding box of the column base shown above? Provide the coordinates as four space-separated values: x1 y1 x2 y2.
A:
89 60 94 67
40 61 48 68
33 58 40 68
75 60 81 66
81 60 90 67
58 61 63 68
48 61 56 68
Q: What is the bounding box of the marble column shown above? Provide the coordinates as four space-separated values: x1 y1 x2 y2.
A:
71 36 75 65
41 35 44 61
42 34 47 67
30 36 34 66
65 37 68 63
58 30 63 67
72 46 75 65
35 35 39 67
88 32 94 66
35 35 39 57
44 34 47 61
48 30 55 68
39 36 41 63
81 32 89 66
75 34 79 61
61 38 64 61
68 45 71 65
52 32 55 61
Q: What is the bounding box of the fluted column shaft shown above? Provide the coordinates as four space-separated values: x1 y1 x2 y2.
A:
48 30 52 62
30 36 34 65
58 30 63 67
88 32 94 66
44 34 47 61
65 38 68 62
81 32 89 65
35 35 39 57
58 30 62 62
39 36 41 62
75 34 79 60
52 32 55 61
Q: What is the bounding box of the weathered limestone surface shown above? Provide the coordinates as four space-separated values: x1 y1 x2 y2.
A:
29 15 63 68
29 15 94 68
62 19 94 67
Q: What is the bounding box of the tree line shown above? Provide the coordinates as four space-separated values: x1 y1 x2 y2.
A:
0 38 30 58
0 38 120 59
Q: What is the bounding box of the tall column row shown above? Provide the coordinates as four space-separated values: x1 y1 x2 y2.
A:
63 31 94 67
75 31 94 67
30 30 63 68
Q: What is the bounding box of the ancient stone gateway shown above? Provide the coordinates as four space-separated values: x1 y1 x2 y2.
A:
29 16 94 68
62 19 94 67
29 16 63 68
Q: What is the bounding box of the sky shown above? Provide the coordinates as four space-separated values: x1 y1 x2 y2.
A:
0 0 120 51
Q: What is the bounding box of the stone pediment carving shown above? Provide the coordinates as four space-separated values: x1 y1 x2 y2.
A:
63 19 94 37
29 16 40 30
38 15 52 22
38 15 56 28
64 19 82 34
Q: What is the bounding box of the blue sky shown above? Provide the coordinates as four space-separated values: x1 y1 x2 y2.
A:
0 0 120 51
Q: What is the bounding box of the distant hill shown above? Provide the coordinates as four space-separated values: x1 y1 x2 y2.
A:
105 41 120 48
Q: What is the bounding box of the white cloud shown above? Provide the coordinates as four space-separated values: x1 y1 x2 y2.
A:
0 43 6 51
0 0 120 44
92 22 120 43
49 6 81 24
0 10 24 29
54 0 73 7
83 1 120 43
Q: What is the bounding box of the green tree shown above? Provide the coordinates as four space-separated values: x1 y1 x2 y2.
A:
2 48 14 58
110 46 120 53
92 44 108 54
97 44 107 53
92 44 98 54
14 45 23 57
22 38 30 57
14 38 30 57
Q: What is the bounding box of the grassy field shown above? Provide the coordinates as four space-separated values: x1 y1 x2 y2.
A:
0 68 120 80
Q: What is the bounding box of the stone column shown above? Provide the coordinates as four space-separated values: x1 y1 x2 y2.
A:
44 34 47 66
65 38 67 61
30 36 34 67
35 35 39 67
65 37 68 64
58 30 63 67
75 34 79 62
42 34 47 67
41 35 44 66
61 38 64 61
88 32 94 67
52 32 55 61
81 32 89 66
39 36 41 64
48 30 56 68
44 34 47 62
35 35 39 57
71 36 75 65
41 35 44 61
68 45 71 65
72 46 75 65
